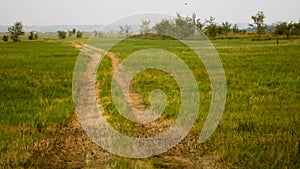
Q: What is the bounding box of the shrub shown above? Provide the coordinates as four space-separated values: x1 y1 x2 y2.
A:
76 31 83 38
2 35 9 41
57 30 67 39
29 31 38 40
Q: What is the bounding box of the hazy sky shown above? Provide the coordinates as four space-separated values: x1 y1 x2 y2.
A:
0 0 299 25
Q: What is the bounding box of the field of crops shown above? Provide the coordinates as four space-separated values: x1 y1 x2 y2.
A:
0 37 299 168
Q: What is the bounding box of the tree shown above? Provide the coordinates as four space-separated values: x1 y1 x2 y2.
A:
284 22 294 39
232 24 240 34
140 19 151 35
195 19 205 32
190 12 197 25
221 21 232 38
72 28 76 35
153 19 174 36
274 22 294 39
68 28 76 37
57 30 67 39
249 11 266 38
294 20 300 38
174 13 196 39
76 30 83 38
205 16 218 39
2 35 9 42
274 22 287 37
119 25 131 36
8 22 24 42
28 31 38 40
94 31 104 38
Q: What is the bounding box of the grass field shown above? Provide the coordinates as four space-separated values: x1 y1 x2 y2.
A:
0 36 299 168
0 40 79 167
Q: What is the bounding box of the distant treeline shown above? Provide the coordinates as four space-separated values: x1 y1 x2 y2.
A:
113 11 300 40
2 11 300 41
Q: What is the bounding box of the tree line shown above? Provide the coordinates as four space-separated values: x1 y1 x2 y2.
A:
57 29 83 39
2 22 83 42
120 11 300 40
2 11 300 42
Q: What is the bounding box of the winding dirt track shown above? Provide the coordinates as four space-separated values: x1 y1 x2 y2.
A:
29 42 220 168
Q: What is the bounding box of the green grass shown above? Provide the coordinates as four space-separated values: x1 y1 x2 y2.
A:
96 37 300 168
214 39 300 168
0 41 78 167
0 37 299 168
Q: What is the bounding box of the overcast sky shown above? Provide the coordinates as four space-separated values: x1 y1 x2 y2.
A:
0 0 299 25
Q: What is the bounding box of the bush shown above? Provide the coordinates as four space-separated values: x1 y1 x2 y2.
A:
76 31 83 38
2 35 9 41
29 31 38 40
57 30 67 39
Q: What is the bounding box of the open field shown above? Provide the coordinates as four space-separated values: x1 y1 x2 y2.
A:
0 37 299 168
0 40 79 167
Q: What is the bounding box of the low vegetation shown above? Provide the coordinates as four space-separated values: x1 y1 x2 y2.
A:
0 12 299 168
0 40 79 167
95 37 300 168
119 11 300 41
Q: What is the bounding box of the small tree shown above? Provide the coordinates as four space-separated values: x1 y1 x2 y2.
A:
72 28 76 35
195 19 205 32
221 21 231 38
76 30 83 38
8 22 24 42
274 22 294 39
2 35 9 42
28 31 38 40
153 19 174 36
294 20 300 38
205 16 218 39
119 25 131 36
232 24 240 34
174 13 196 39
93 30 98 37
140 19 151 35
68 28 76 37
57 30 67 39
249 11 266 38
285 22 294 39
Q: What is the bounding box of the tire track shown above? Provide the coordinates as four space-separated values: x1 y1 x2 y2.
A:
36 42 220 168
78 43 220 168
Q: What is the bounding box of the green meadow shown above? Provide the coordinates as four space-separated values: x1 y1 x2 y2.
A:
0 40 78 167
0 36 299 168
